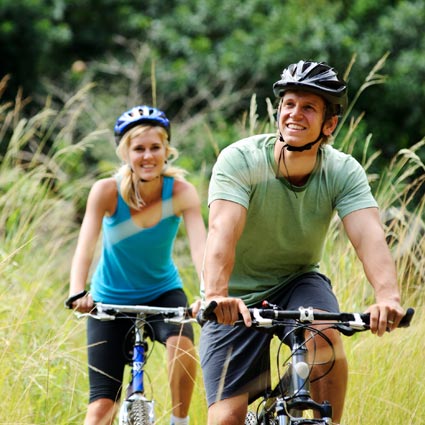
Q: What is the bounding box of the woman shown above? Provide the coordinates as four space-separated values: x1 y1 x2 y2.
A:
66 105 206 425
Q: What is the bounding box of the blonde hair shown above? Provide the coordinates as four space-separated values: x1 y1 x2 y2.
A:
115 125 187 210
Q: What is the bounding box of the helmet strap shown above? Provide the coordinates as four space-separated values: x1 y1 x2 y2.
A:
278 120 325 152
275 144 298 197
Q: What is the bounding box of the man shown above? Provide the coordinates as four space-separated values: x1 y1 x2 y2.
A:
199 60 404 425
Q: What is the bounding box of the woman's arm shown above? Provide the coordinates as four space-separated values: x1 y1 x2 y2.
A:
68 178 116 311
175 181 207 280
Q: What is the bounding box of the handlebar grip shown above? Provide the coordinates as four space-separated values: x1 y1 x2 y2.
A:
196 301 218 325
361 307 415 329
399 307 415 328
361 307 415 328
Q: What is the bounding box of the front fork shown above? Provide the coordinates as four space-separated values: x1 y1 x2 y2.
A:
131 338 146 395
119 320 155 424
276 327 333 423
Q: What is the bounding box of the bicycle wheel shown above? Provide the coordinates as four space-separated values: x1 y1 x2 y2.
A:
245 410 277 425
245 411 257 425
119 397 155 425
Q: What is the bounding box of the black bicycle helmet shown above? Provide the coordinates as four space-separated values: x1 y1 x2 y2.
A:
114 105 171 145
273 61 348 117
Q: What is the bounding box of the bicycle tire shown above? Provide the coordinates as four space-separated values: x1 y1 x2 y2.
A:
119 398 154 425
245 410 275 425
246 410 331 425
245 411 258 425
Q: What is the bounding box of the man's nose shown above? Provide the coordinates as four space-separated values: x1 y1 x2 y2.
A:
290 105 303 118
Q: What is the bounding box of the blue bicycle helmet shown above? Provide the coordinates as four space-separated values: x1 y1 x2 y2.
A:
114 105 171 144
273 61 347 117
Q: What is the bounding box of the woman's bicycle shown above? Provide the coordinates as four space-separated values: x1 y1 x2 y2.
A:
80 302 195 425
200 301 414 425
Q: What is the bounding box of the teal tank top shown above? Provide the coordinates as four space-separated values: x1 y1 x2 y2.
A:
91 176 183 304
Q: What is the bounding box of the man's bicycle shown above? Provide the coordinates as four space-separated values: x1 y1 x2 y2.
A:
80 303 195 425
201 301 414 425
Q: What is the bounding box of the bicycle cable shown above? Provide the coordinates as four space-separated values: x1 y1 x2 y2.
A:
276 323 337 397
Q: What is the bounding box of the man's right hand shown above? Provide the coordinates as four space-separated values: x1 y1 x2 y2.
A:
205 296 252 327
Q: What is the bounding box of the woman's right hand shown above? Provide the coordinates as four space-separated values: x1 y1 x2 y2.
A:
66 291 94 313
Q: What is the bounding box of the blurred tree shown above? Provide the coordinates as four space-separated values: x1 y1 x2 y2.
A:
347 0 425 160
0 0 423 167
0 0 71 99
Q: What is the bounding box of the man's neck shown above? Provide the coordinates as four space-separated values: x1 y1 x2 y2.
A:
274 141 319 185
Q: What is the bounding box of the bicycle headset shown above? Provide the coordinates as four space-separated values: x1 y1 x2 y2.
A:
114 105 171 145
273 60 348 152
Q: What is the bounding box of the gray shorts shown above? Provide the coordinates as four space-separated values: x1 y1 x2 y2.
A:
199 272 339 406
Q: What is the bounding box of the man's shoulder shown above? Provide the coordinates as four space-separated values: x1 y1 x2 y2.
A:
217 134 275 168
321 144 361 169
222 133 275 153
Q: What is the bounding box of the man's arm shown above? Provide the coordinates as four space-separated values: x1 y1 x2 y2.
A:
203 199 252 326
342 207 405 336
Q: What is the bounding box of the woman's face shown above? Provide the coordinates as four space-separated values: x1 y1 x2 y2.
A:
127 128 167 182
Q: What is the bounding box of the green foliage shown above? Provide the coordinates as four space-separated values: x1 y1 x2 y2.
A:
0 25 424 425
1 0 424 170
0 0 71 98
343 0 425 158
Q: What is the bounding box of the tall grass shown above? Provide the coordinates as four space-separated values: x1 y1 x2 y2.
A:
0 62 424 425
0 82 102 424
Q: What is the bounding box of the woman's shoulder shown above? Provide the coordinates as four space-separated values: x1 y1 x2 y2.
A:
91 177 118 194
172 177 197 195
88 178 118 214
171 178 201 212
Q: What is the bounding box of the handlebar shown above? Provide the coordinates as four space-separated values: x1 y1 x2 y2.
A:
76 302 195 325
199 301 415 335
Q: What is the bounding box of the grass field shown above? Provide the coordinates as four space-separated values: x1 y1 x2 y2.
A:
0 93 424 424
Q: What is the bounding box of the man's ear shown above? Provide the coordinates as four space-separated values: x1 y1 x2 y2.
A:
323 116 338 136
276 102 282 122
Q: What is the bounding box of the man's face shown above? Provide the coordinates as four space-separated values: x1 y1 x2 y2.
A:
278 90 336 147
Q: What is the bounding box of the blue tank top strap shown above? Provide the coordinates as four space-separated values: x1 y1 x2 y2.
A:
112 175 131 221
162 176 175 219
162 176 174 200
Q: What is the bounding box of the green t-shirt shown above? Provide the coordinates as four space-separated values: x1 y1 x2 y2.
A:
208 134 378 305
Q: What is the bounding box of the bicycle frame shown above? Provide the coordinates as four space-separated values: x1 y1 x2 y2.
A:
80 303 194 425
264 325 332 425
200 302 414 425
255 306 413 425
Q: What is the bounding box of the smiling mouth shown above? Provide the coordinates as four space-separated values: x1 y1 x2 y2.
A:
286 123 305 130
